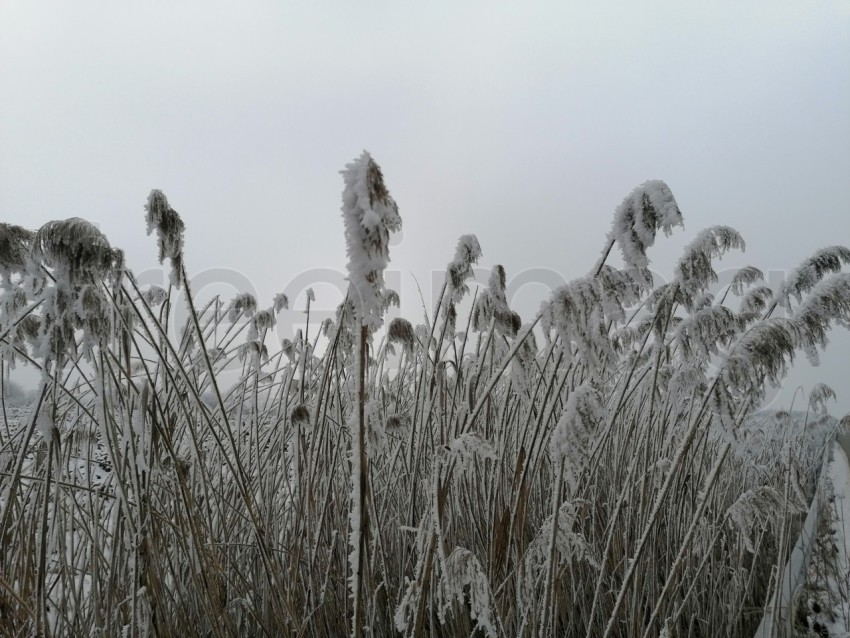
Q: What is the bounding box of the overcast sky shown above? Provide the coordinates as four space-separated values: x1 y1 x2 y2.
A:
1 1 849 414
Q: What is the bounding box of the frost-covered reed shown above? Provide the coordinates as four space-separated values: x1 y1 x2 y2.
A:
0 156 847 637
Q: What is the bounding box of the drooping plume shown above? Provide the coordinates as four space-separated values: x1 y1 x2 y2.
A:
793 272 850 365
0 223 35 278
445 234 482 307
674 226 745 310
33 218 121 284
550 383 607 489
30 218 123 363
605 181 683 286
145 190 186 287
771 246 850 311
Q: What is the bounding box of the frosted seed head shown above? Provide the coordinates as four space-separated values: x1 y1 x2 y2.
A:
549 383 607 487
253 308 276 332
281 338 295 361
144 190 186 287
273 292 289 313
386 414 409 431
33 218 120 283
0 223 35 274
340 152 402 331
607 181 683 286
472 291 493 332
675 226 746 309
445 235 482 305
444 302 457 336
238 340 268 368
489 264 506 295
808 383 836 415
793 273 850 364
388 317 415 353
729 265 764 296
17 314 41 342
452 234 482 267
773 246 850 310
226 292 258 322
142 285 168 307
384 289 400 308
291 404 311 426
741 285 773 314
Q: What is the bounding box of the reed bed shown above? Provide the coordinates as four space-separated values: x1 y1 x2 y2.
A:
0 153 848 637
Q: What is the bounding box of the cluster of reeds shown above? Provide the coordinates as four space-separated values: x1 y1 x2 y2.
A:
0 154 848 637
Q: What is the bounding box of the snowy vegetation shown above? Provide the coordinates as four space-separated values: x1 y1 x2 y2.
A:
0 153 849 636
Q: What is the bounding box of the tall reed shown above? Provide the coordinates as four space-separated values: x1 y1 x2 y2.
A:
0 159 847 637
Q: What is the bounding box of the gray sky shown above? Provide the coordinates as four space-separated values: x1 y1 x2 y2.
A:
1 1 849 415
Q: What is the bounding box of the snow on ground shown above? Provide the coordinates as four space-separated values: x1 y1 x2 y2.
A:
824 442 850 636
798 442 850 637
0 402 112 501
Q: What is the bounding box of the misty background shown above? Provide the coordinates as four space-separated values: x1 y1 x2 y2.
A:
1 1 848 415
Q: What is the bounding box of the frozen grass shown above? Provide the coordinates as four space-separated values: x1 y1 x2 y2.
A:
0 158 849 637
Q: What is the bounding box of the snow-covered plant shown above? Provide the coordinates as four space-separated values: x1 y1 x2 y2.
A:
595 264 641 325
437 301 455 338
323 297 357 357
437 548 498 637
809 383 836 415
29 218 123 364
74 283 112 355
511 322 538 394
247 308 275 341
364 399 388 457
341 151 401 331
144 190 185 287
473 265 521 336
772 245 850 311
667 361 708 408
33 217 122 285
441 431 498 471
722 318 799 399
603 180 683 287
385 412 409 432
340 152 402 638
2 163 848 638
226 292 257 322
542 277 613 368
280 337 296 363
273 292 289 313
445 234 482 308
238 340 268 370
525 501 598 574
728 265 764 297
291 403 311 426
674 225 745 309
740 285 774 320
394 519 431 634
0 223 34 279
550 383 607 490
674 304 738 361
387 317 415 354
793 272 850 365
141 285 168 307
0 225 38 366
726 486 787 553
